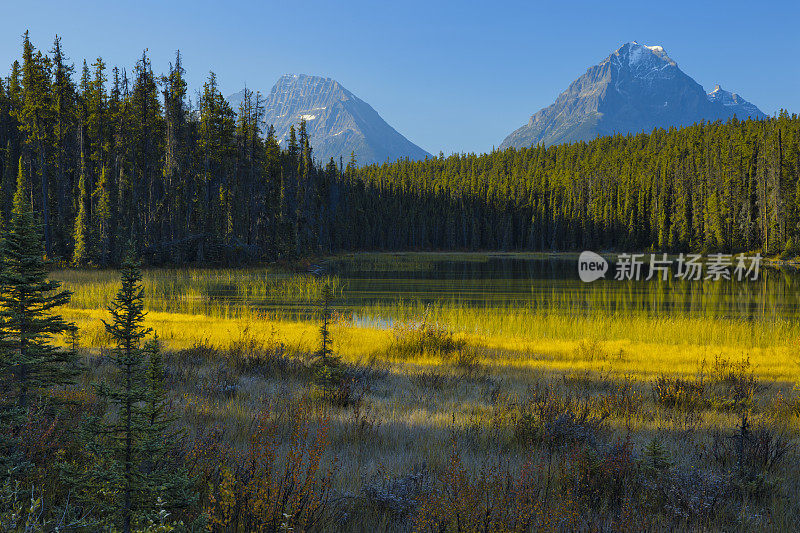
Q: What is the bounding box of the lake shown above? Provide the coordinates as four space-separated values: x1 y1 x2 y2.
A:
318 252 799 322
55 252 800 324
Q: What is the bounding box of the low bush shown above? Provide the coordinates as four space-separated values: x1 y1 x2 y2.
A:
414 441 580 532
362 466 431 519
708 354 759 411
388 315 466 360
512 385 607 448
573 339 609 361
652 375 707 410
227 324 296 376
203 402 339 532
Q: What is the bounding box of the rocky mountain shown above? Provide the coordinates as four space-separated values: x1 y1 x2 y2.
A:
228 74 430 166
500 41 767 149
706 84 764 118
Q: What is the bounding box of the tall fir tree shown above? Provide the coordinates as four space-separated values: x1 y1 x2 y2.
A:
16 32 55 257
72 146 91 265
0 155 76 480
82 256 189 532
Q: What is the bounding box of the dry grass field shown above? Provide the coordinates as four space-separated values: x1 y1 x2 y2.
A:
39 263 800 531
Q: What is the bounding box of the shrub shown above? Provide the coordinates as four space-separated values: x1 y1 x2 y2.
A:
203 402 338 532
572 437 639 519
388 312 466 360
512 385 607 448
443 346 481 374
708 354 759 412
413 441 581 532
195 364 239 399
173 338 218 363
228 325 293 376
652 376 706 410
573 339 609 361
598 375 645 420
709 423 793 480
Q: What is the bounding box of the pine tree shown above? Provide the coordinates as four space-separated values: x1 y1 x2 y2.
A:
0 155 77 480
317 283 334 365
94 165 111 265
83 257 190 531
161 52 189 243
72 153 90 265
88 58 110 264
97 256 148 532
140 336 194 516
5 34 800 264
16 32 55 257
197 72 235 240
311 283 344 402
49 35 76 260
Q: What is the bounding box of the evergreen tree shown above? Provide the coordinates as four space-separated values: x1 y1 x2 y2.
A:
72 152 90 265
0 155 76 480
5 33 800 263
49 35 76 260
311 283 344 402
16 32 55 257
140 336 194 516
82 257 188 532
161 51 189 243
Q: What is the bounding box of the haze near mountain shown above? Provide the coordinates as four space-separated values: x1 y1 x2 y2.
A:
228 74 430 166
500 41 766 149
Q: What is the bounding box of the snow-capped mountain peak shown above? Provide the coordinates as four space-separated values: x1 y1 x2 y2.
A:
499 41 767 149
227 74 430 166
607 41 677 76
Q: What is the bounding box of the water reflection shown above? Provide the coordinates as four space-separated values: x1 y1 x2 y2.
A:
318 254 796 321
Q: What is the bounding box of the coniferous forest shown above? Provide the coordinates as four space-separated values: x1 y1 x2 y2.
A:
3 33 800 265
8 30 800 533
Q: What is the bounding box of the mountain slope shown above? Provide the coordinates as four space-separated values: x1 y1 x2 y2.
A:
500 42 766 149
707 84 764 118
228 74 430 166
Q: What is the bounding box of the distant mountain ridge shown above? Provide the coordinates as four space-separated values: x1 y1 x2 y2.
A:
500 41 767 149
228 74 430 166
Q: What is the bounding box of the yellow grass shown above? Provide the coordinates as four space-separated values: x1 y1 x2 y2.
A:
49 261 800 529
61 305 800 384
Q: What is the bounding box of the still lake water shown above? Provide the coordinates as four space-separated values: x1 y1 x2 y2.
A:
314 253 800 322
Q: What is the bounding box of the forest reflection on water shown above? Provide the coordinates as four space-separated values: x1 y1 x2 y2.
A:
318 253 796 322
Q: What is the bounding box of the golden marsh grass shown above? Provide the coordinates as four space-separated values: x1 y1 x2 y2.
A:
53 258 800 530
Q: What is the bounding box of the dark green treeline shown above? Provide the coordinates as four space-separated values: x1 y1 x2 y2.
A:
357 115 800 255
1 32 799 264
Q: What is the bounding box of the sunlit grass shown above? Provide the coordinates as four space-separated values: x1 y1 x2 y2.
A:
60 305 800 383
52 263 800 384
52 259 800 530
356 300 797 347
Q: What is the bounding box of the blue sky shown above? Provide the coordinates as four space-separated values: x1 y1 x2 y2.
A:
2 0 798 155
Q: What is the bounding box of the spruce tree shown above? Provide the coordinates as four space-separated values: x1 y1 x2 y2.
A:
0 156 77 480
83 257 189 532
16 32 55 258
311 283 344 402
141 336 193 514
90 257 149 532
72 153 90 265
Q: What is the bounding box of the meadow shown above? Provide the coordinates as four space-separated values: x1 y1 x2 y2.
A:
47 254 800 531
